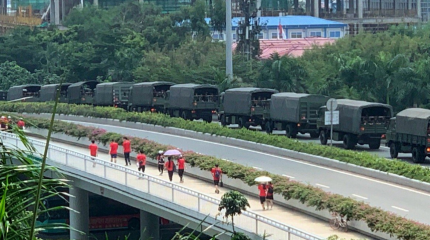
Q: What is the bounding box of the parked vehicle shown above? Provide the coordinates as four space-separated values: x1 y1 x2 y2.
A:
219 87 278 129
386 108 430 163
264 93 329 138
317 99 392 149
166 84 219 122
94 82 133 109
128 81 174 113
67 81 99 105
39 83 72 103
7 84 41 102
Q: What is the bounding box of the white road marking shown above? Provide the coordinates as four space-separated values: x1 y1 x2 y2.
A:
316 183 330 189
68 121 430 198
352 194 368 200
253 166 263 170
282 174 295 179
392 206 409 212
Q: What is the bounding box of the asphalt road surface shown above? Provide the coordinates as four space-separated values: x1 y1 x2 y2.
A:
64 120 430 225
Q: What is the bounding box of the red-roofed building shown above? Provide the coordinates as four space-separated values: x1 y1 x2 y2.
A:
232 38 336 59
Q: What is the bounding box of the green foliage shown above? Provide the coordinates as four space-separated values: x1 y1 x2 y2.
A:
23 114 430 240
0 61 36 90
218 191 250 233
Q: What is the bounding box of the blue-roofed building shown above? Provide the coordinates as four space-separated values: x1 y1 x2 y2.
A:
206 16 348 41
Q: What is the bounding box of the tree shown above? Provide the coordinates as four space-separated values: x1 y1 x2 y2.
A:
209 0 226 34
0 61 35 90
217 191 250 234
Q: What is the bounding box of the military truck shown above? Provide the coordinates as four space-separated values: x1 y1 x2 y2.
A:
94 82 133 109
317 99 392 149
67 81 99 105
264 93 329 138
0 91 7 101
7 84 41 102
386 108 430 163
166 84 219 122
219 88 278 129
128 81 174 112
39 83 72 103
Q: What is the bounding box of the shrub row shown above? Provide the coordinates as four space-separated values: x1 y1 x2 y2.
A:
2 102 430 185
21 115 430 240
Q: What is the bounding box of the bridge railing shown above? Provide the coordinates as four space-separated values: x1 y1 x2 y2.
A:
1 132 322 240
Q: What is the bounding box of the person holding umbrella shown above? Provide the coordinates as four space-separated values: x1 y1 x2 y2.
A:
164 156 175 182
255 176 272 211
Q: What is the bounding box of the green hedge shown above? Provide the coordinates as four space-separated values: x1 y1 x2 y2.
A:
2 102 430 185
22 116 430 240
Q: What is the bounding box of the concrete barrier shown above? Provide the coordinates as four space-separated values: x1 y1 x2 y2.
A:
27 128 395 240
22 113 430 195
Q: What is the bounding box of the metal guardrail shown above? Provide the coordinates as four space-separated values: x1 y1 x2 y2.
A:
1 131 322 240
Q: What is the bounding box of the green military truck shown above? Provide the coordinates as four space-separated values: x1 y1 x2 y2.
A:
386 108 430 163
7 84 41 102
128 81 174 113
166 84 219 122
264 93 329 138
219 88 278 129
94 82 133 109
39 83 72 103
317 99 392 149
67 81 99 105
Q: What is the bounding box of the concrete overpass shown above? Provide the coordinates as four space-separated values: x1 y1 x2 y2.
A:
1 131 326 240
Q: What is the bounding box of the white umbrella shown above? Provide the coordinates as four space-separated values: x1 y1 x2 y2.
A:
254 176 272 183
164 149 182 156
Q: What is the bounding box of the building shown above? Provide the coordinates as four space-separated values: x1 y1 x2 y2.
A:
208 16 348 40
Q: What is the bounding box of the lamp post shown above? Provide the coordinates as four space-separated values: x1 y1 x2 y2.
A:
226 0 233 80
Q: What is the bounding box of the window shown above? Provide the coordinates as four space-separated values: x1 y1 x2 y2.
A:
258 33 264 39
310 31 322 37
329 31 341 38
233 33 237 40
271 32 278 39
212 33 224 40
291 32 302 38
212 34 219 39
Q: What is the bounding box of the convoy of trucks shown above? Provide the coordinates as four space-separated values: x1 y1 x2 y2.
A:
3 82 430 163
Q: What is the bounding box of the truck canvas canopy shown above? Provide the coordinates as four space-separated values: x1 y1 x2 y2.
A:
396 108 430 136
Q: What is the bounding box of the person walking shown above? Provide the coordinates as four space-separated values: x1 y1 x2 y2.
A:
211 164 222 194
266 182 274 209
109 139 118 163
177 155 185 183
17 118 25 130
157 151 165 175
122 137 131 166
164 157 175 182
137 150 146 176
258 183 267 210
89 140 98 167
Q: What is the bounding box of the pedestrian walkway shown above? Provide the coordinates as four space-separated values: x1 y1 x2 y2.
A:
37 137 368 240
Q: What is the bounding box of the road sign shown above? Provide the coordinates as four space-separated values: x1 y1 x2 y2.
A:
326 98 338 111
325 111 339 125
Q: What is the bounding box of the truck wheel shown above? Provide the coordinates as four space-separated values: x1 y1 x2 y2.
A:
412 146 425 163
389 142 398 159
220 114 227 126
319 130 328 145
369 140 381 150
204 115 212 123
168 110 174 118
310 132 319 138
286 124 297 138
265 121 273 134
181 111 189 120
260 122 266 131
238 118 244 128
343 134 356 149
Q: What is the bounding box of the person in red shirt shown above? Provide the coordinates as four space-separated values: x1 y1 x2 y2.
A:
0 116 7 130
164 157 175 182
177 155 186 183
211 164 222 194
137 150 146 176
258 183 267 210
122 137 131 166
17 118 25 130
109 139 118 163
89 140 98 167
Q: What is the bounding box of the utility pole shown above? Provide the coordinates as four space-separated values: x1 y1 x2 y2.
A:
226 0 233 80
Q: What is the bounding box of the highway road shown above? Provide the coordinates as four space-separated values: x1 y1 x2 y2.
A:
65 119 430 225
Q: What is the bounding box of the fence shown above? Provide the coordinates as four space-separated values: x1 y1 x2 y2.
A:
1 131 322 240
